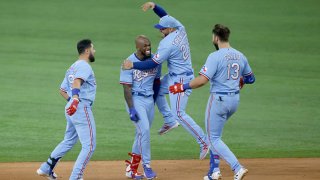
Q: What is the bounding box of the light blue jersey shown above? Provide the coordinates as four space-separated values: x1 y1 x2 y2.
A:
60 60 97 103
120 53 161 96
152 17 193 75
199 47 252 93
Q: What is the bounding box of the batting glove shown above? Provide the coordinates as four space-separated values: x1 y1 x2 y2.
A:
169 83 185 94
66 98 79 116
129 107 139 122
239 77 245 89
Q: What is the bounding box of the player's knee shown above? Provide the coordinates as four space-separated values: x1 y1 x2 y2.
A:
209 136 222 145
140 128 150 136
173 109 186 118
62 139 78 147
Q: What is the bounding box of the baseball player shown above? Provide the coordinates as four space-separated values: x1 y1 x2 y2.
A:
37 39 97 180
120 35 158 179
169 24 255 180
122 2 210 160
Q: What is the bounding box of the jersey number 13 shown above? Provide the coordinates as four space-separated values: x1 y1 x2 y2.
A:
227 63 240 80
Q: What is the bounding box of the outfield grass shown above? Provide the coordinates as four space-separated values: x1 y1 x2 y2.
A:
0 0 320 162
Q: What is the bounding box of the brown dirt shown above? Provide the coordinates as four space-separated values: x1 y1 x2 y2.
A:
1 158 319 180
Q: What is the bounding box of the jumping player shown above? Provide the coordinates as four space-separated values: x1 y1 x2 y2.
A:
122 2 209 160
37 39 97 180
120 35 158 180
169 24 255 180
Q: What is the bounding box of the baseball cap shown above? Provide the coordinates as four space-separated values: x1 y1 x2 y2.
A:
154 15 179 29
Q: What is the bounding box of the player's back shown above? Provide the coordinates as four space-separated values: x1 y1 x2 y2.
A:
209 47 250 93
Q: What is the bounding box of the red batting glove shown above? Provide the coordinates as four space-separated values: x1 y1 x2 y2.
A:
169 83 184 94
66 98 79 116
239 77 245 89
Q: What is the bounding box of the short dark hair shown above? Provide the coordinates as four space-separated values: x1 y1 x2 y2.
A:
212 24 230 42
77 39 92 54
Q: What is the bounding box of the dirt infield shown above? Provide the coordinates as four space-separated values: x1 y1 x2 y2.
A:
1 158 319 180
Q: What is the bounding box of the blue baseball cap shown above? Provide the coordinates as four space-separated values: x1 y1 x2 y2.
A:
154 15 179 29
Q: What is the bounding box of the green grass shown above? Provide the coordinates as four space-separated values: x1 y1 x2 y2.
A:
0 0 320 162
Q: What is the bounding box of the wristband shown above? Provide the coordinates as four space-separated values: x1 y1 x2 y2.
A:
72 88 80 97
67 97 71 101
183 83 191 90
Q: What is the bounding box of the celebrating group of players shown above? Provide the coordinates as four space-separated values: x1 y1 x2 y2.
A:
36 2 255 180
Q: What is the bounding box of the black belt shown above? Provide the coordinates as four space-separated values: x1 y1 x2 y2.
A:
132 92 152 97
169 71 193 76
215 91 239 95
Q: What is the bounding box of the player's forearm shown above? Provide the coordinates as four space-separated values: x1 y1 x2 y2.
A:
71 78 83 99
184 75 209 90
123 85 134 108
59 89 70 101
133 60 158 70
153 4 167 18
243 73 255 84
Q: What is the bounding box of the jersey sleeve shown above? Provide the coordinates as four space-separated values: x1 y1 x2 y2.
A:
152 42 171 64
60 76 68 92
199 53 218 80
74 62 91 81
242 56 253 76
156 64 162 79
119 68 133 85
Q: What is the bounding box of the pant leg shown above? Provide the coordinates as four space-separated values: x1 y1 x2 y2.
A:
156 74 175 125
69 103 96 180
168 75 208 146
206 94 242 172
132 96 152 165
50 114 79 160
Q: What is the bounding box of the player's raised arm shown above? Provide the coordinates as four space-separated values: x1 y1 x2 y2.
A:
142 2 168 18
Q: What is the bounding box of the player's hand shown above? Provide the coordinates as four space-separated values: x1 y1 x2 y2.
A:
129 107 139 122
66 98 79 116
122 59 133 70
169 83 185 94
141 2 155 11
239 77 245 89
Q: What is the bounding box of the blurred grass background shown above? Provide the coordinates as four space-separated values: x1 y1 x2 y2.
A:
0 0 319 162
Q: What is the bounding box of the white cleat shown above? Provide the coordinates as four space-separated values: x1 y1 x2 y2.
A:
204 171 222 180
234 168 248 180
37 168 57 180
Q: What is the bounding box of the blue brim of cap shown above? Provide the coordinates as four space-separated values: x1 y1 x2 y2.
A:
154 24 166 29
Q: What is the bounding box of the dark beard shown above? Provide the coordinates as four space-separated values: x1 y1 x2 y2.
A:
141 49 151 59
213 43 219 50
89 53 95 62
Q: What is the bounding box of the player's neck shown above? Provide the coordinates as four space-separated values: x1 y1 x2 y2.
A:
79 55 89 62
135 52 147 61
218 42 230 49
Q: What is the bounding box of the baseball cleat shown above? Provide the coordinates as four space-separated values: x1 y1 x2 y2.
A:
158 121 179 135
143 164 156 180
126 165 144 179
200 144 210 160
234 168 248 180
204 171 222 180
37 168 57 180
